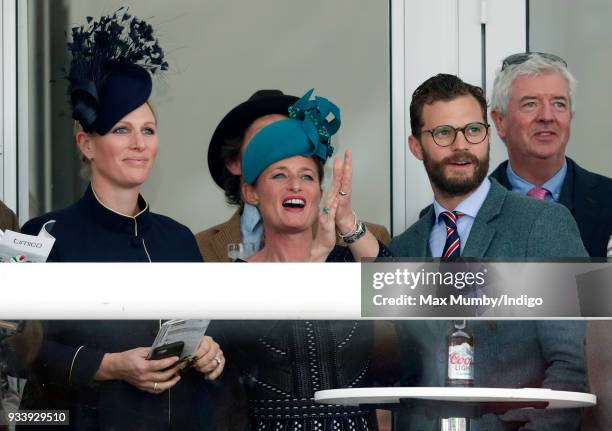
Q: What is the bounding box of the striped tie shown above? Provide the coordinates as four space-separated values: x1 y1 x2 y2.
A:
440 211 465 258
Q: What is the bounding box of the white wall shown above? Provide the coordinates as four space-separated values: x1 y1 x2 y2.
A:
21 0 612 237
530 0 612 177
43 0 391 233
392 0 526 234
1 0 18 211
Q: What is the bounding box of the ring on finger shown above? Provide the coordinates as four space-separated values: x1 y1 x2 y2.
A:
339 191 348 197
213 356 222 366
322 207 330 215
153 382 159 392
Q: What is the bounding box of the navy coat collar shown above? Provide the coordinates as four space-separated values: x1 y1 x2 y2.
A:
79 184 152 236
489 156 585 210
490 156 612 256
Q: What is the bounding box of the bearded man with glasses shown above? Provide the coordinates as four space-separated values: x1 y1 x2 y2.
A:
490 52 612 257
391 73 585 261
389 74 587 431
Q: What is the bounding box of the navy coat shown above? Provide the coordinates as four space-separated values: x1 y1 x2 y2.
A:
19 186 214 431
21 185 202 263
490 157 612 257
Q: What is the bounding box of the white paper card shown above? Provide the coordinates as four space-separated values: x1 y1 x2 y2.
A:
0 220 56 262
149 319 210 360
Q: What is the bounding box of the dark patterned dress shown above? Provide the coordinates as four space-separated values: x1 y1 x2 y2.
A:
223 320 376 431
222 245 393 431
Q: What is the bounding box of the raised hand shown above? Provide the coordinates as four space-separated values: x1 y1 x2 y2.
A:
333 150 357 236
309 181 340 262
328 149 381 260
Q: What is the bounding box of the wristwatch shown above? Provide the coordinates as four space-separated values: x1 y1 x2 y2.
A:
344 221 366 244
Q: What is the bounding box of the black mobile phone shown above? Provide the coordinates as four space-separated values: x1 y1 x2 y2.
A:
148 341 184 360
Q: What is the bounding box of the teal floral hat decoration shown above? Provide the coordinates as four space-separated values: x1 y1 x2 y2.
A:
242 88 341 184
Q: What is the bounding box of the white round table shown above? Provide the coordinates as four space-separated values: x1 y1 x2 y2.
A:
315 387 596 417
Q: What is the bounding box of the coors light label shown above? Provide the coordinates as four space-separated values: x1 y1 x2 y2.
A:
447 342 474 382
446 320 474 386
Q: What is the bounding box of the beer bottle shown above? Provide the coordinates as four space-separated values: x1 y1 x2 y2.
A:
441 320 474 431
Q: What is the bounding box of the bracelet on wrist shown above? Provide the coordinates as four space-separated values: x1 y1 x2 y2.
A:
343 221 367 244
338 212 358 238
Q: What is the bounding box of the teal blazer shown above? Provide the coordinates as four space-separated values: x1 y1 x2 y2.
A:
389 179 587 431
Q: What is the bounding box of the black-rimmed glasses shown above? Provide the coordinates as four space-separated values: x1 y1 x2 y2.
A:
501 52 567 70
422 122 490 147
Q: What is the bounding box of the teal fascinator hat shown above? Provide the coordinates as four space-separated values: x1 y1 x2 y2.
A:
242 89 341 185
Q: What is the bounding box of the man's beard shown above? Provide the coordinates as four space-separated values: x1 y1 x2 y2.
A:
422 146 489 196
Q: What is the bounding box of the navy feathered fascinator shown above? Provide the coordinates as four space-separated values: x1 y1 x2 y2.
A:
67 7 168 135
242 89 341 184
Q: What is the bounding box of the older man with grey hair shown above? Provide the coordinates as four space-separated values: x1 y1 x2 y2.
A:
489 52 612 257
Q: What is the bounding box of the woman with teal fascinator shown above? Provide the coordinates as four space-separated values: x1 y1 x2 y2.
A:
221 89 391 430
240 88 388 263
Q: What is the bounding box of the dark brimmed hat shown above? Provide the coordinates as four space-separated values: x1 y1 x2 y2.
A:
208 90 299 189
67 8 168 135
70 64 152 136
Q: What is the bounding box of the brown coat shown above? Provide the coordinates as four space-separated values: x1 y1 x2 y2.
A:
0 200 19 232
195 208 391 262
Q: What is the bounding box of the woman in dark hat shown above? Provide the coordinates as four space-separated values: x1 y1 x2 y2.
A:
19 10 222 430
197 90 391 262
220 89 390 431
198 90 300 261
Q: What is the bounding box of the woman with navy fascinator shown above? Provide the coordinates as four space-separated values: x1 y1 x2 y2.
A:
19 10 222 430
